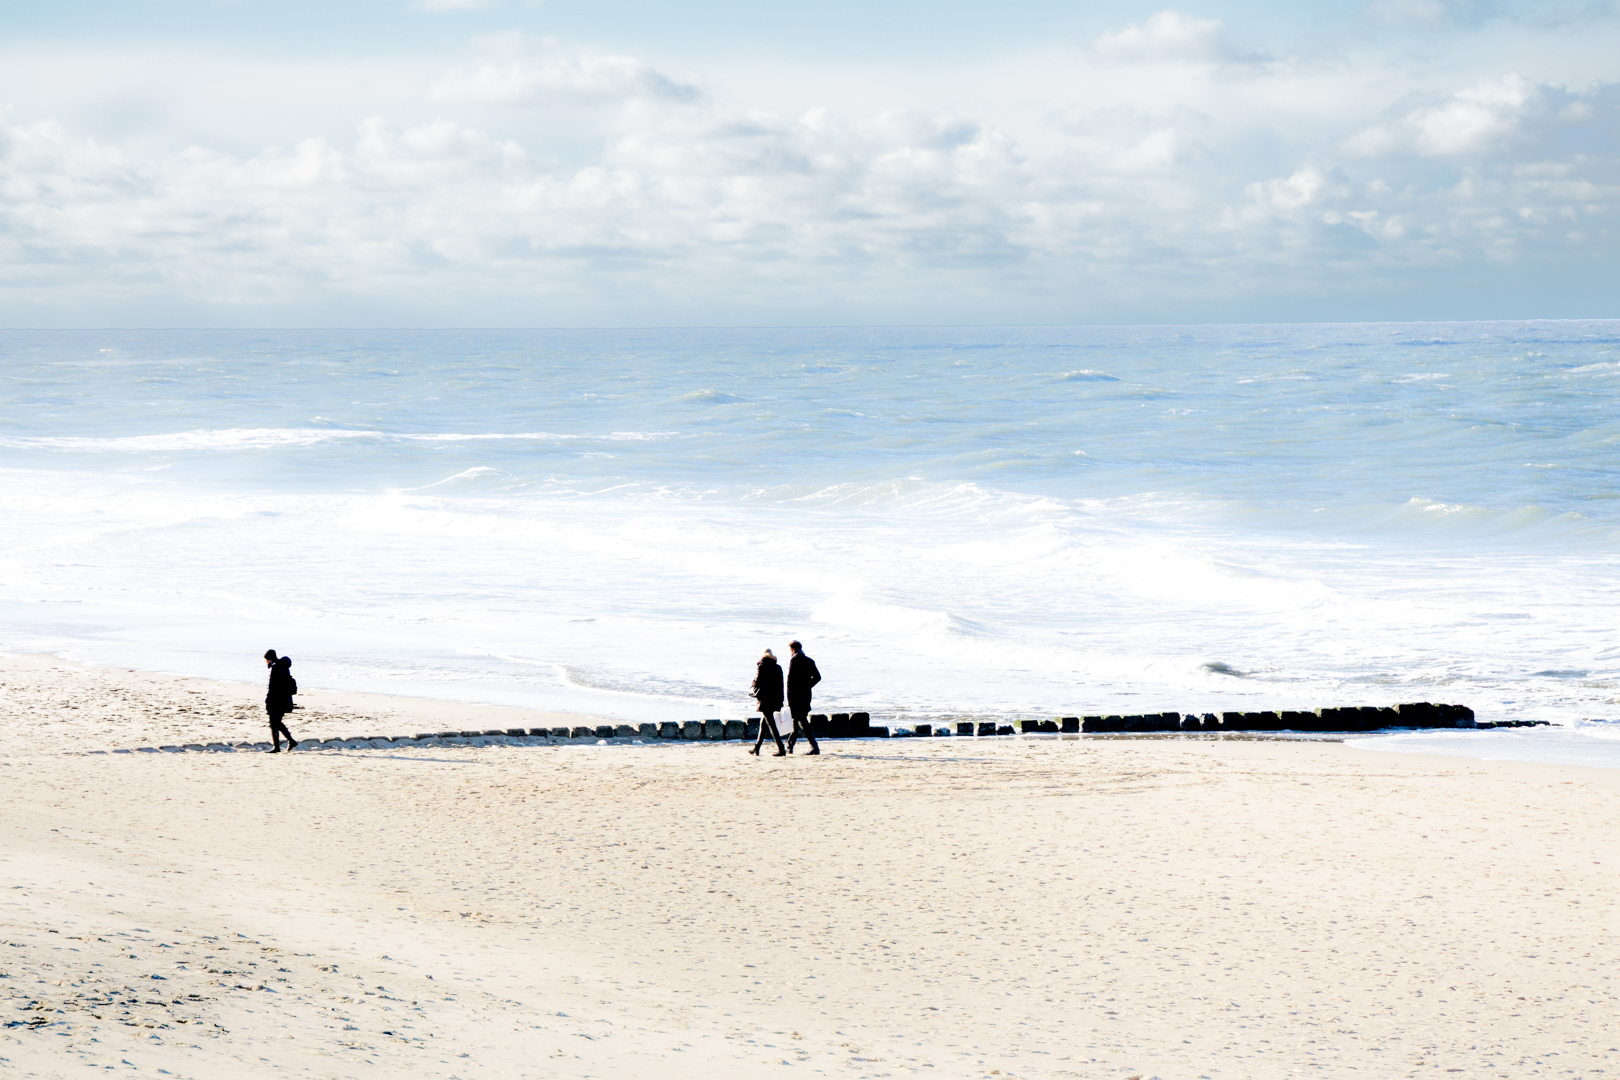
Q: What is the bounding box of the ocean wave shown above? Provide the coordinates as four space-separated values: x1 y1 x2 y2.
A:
1573 717 1620 741
1052 370 1120 382
679 389 745 404
0 428 685 452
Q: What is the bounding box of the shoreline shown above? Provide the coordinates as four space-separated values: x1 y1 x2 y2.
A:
3 713 1617 1076
0 651 611 757
6 650 1617 769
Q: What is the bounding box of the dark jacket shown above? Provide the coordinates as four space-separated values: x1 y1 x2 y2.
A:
752 657 784 712
265 657 296 715
786 652 821 707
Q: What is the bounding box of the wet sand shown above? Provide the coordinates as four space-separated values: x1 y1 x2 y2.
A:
2 655 1618 1078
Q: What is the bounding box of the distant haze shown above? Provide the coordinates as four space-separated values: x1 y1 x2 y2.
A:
0 0 1616 326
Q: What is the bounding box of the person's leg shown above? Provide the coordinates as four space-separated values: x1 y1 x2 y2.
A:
766 712 786 755
751 712 767 755
752 711 786 755
270 714 297 751
801 714 820 755
786 705 806 753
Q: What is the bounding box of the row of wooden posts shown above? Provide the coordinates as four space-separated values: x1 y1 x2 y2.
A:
101 702 1493 755
412 702 1479 742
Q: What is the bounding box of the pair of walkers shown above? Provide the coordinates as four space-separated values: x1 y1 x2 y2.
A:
750 640 821 756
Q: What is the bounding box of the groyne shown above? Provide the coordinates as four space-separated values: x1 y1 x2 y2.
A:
85 702 1555 755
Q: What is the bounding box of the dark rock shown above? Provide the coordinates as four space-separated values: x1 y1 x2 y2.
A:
1257 711 1281 731
1081 716 1104 732
1103 715 1124 732
1039 720 1060 733
915 724 933 737
745 718 761 739
723 720 746 740
996 725 1015 736
527 728 548 737
1122 714 1145 732
681 721 703 740
703 720 724 740
593 725 615 739
870 726 891 738
1222 712 1245 730
1396 702 1438 728
570 726 593 739
811 714 832 737
977 722 997 736
1020 720 1041 734
638 723 658 739
957 722 975 736
482 729 507 737
459 730 482 738
1439 703 1476 728
615 724 636 739
659 721 682 739
1061 717 1080 733
1180 714 1201 731
548 726 571 738
506 728 527 738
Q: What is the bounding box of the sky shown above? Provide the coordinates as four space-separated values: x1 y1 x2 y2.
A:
0 0 1616 326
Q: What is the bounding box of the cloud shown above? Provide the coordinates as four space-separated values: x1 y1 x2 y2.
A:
429 35 698 105
414 0 501 10
1092 11 1247 63
1346 74 1539 156
1247 167 1332 212
1365 0 1489 28
0 25 1618 323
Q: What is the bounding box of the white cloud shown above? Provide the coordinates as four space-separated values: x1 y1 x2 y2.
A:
1093 11 1239 63
1346 74 1539 156
430 37 697 105
1367 0 1449 26
1366 0 1486 27
0 22 1617 323
1248 168 1331 212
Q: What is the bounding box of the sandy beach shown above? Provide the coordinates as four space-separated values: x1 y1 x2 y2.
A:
3 655 1618 1079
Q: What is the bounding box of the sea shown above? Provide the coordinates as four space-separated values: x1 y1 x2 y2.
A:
3 323 1618 767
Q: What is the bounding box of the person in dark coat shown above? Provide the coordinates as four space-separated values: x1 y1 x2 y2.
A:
749 648 788 757
785 640 821 755
263 649 299 753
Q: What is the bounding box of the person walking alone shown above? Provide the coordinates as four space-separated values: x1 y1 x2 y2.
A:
749 648 788 757
263 649 299 753
785 640 821 755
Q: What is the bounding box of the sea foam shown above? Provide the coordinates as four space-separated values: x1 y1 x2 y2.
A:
2 324 1617 752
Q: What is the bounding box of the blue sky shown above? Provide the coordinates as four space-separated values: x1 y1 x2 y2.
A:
0 1 1616 325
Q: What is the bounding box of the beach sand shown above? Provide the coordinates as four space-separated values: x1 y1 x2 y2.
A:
2 655 1617 1078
